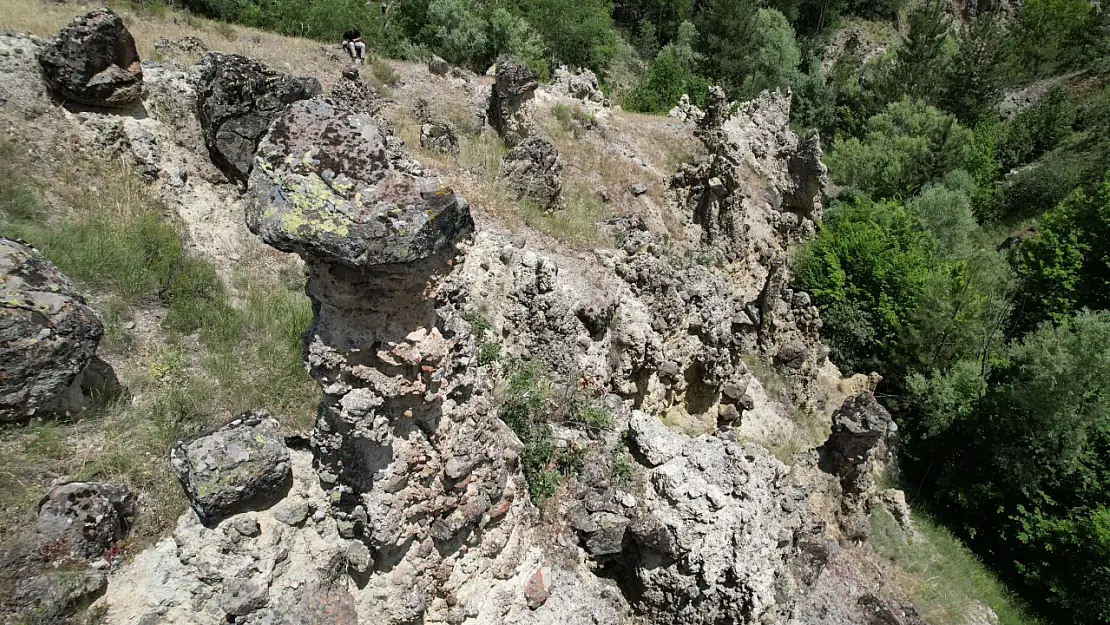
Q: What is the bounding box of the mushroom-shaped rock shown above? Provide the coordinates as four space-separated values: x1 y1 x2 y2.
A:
488 54 538 144
1 238 106 422
500 134 562 209
247 97 473 266
170 409 292 525
195 52 321 184
37 8 142 107
36 481 136 559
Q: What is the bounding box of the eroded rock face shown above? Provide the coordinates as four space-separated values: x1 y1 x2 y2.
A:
500 134 562 209
36 481 136 558
610 419 806 624
1 238 106 421
552 66 606 105
170 410 292 525
668 93 704 123
326 68 380 116
37 8 142 107
819 393 894 496
488 54 538 144
194 52 321 183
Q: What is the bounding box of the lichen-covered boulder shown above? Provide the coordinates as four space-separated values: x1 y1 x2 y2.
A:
326 68 380 116
246 97 473 266
195 52 321 184
1 238 105 422
35 481 136 558
170 409 292 524
37 8 142 107
500 134 562 209
488 54 538 144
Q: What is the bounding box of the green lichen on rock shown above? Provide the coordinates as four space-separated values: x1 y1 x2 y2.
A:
245 97 472 267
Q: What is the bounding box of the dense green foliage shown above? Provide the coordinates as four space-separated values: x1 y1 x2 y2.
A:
791 0 1110 618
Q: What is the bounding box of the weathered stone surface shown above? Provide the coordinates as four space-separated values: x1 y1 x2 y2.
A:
585 512 630 555
420 120 460 155
819 393 894 495
552 66 606 104
628 411 682 467
488 54 538 144
36 481 135 558
37 9 142 107
524 565 553 609
11 568 107 623
613 433 806 624
667 93 703 123
195 52 320 183
247 97 473 267
170 410 292 524
1 238 106 422
500 134 562 209
427 55 449 76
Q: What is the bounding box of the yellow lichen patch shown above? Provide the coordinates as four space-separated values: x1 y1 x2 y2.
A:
278 174 351 238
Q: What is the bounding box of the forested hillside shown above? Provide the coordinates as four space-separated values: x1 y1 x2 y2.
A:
31 0 1110 621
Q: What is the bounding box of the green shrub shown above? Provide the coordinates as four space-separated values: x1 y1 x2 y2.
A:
517 0 618 72
995 86 1076 171
827 98 974 199
695 1 802 100
1010 0 1095 75
794 196 936 374
477 340 502 365
625 21 708 114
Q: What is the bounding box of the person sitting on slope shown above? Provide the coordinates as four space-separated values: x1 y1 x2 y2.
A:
342 27 365 64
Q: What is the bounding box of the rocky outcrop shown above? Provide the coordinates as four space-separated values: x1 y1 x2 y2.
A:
552 66 606 105
36 481 136 558
819 393 895 496
1 238 110 421
37 8 142 108
326 67 380 116
672 86 828 254
194 52 321 183
153 35 207 60
488 54 538 144
500 134 562 209
420 120 460 155
667 94 704 123
607 420 807 624
170 410 292 525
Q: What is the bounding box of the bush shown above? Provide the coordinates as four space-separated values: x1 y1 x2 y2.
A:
625 21 709 113
1010 0 1095 75
827 98 974 199
695 0 801 100
995 86 1076 172
1014 173 1110 331
516 0 618 72
794 196 935 373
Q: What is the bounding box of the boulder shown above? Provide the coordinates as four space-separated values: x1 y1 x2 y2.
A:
488 54 538 144
499 134 562 209
427 55 449 76
552 66 606 104
10 569 107 623
37 8 142 107
420 121 460 155
667 93 704 123
629 181 648 196
246 97 473 265
194 52 321 183
818 393 894 495
170 409 292 524
628 411 681 467
1 238 107 421
35 481 136 559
